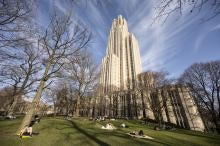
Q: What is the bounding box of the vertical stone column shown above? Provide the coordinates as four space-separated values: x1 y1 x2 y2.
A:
144 91 155 120
158 90 168 122
136 91 143 119
178 87 205 132
164 90 177 124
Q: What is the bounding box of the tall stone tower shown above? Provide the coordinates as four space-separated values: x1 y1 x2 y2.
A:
100 15 142 94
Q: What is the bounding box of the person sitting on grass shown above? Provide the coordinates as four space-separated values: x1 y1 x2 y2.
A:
130 130 144 136
19 115 40 137
138 130 144 136
120 123 129 128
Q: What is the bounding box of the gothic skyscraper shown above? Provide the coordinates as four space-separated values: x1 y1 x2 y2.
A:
95 15 205 132
100 15 142 93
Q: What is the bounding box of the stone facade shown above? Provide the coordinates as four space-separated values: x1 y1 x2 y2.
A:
97 15 205 132
100 15 142 93
136 72 205 131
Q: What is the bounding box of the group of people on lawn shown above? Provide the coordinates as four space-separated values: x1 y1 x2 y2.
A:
19 115 147 139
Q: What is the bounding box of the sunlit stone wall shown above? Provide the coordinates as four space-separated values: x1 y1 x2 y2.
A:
100 15 142 93
96 15 205 132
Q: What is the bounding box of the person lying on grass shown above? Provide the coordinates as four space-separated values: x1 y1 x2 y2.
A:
101 123 116 130
128 130 154 140
19 115 40 137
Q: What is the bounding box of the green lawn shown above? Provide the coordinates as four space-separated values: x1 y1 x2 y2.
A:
0 117 220 146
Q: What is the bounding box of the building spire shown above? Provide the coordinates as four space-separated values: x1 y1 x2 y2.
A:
111 15 128 29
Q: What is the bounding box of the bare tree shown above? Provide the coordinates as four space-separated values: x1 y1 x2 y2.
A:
65 50 98 117
0 0 37 103
137 71 170 127
137 71 157 120
18 13 91 133
179 60 220 133
150 88 169 129
0 44 41 116
42 86 60 117
54 83 70 116
0 0 34 49
42 81 75 117
154 0 220 22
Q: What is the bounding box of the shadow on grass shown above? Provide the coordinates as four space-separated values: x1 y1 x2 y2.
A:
171 130 220 140
96 131 170 146
69 119 170 146
68 120 110 146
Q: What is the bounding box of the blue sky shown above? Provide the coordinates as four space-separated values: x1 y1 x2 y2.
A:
37 0 220 78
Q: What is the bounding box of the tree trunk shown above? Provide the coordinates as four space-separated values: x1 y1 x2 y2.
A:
217 86 220 119
211 112 220 134
127 93 132 119
210 101 220 134
158 112 162 128
6 95 20 116
75 95 81 117
109 95 112 118
53 106 56 117
17 61 52 134
141 90 146 119
133 94 138 118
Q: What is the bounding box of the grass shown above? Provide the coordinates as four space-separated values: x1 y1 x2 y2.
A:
0 117 220 146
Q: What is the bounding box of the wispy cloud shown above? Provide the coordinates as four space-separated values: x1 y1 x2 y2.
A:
194 23 220 52
37 0 220 77
128 1 179 71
